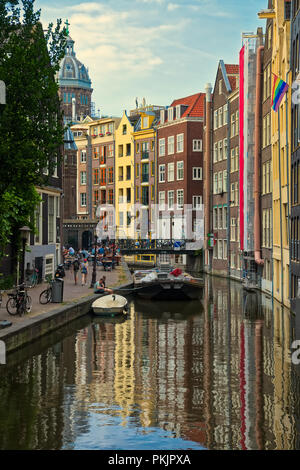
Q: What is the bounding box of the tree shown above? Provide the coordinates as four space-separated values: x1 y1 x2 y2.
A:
0 0 67 267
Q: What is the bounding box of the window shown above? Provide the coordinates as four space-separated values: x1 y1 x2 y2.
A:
231 148 235 172
177 189 184 209
193 139 202 151
160 109 165 124
234 182 239 206
126 143 131 156
218 141 223 161
223 240 227 260
231 113 236 136
168 162 174 182
219 80 222 95
100 168 106 185
223 104 228 125
119 212 124 226
118 145 123 157
159 191 165 210
214 142 218 163
159 138 165 157
177 134 184 152
108 144 114 157
136 143 140 154
136 186 139 201
231 218 236 241
100 146 106 164
142 117 148 128
223 170 227 192
118 167 123 181
122 124 127 135
168 107 174 122
127 188 131 203
192 196 202 209
214 110 218 129
159 164 165 183
230 183 235 206
223 138 228 160
81 150 87 163
81 171 87 185
108 167 114 183
218 171 223 193
136 163 140 178
218 239 223 259
108 190 113 205
177 161 184 180
168 190 174 210
126 165 131 180
151 161 155 177
218 106 223 127
213 207 218 230
168 136 174 155
223 206 227 229
213 173 218 194
80 193 87 207
193 167 202 180
218 207 223 229
93 190 99 204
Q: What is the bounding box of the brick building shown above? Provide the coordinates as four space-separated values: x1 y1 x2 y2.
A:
156 93 205 263
207 61 239 277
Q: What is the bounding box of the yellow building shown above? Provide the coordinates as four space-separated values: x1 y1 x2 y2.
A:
259 2 291 307
264 1 291 308
115 111 139 240
132 110 159 265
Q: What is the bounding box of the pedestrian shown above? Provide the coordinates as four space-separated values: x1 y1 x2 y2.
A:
73 257 80 285
94 276 113 295
81 259 89 286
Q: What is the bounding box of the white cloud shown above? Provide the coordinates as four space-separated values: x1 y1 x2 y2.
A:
167 3 180 11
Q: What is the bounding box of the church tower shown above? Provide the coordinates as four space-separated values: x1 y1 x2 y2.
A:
58 22 93 124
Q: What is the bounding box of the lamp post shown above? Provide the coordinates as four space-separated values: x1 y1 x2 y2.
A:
19 226 31 286
90 228 98 288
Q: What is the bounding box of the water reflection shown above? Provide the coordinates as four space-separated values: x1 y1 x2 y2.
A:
0 277 299 450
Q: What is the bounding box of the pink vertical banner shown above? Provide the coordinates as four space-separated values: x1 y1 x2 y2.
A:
239 46 245 251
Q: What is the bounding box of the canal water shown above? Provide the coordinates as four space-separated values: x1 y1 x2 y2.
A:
0 277 299 450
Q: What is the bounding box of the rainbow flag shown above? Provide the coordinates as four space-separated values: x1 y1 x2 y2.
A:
272 74 289 112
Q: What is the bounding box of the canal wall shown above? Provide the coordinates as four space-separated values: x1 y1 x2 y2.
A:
0 281 133 355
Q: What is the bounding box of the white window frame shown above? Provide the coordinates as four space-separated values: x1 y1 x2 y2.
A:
192 195 202 210
168 136 174 155
160 109 165 124
159 164 165 183
177 189 184 210
159 191 165 210
159 138 165 157
168 162 174 182
177 161 184 180
168 190 174 210
177 133 184 153
168 107 174 122
80 192 87 207
81 150 87 163
193 167 203 180
193 139 202 151
80 171 87 185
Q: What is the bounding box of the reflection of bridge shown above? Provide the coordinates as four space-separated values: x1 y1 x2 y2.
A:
117 239 203 255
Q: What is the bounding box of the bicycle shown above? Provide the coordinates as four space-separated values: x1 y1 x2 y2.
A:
39 276 53 304
6 284 32 316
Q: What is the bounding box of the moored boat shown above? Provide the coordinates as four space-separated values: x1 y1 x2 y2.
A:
92 294 128 316
133 268 203 301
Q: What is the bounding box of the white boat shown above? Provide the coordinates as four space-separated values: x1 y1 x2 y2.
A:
92 294 128 316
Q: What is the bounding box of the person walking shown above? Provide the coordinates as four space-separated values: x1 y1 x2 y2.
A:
73 257 80 285
81 259 89 286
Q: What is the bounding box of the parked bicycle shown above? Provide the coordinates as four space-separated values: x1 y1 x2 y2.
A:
39 276 53 304
6 284 32 316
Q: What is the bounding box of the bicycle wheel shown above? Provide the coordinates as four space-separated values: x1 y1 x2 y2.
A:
6 297 18 315
39 289 51 304
26 295 32 313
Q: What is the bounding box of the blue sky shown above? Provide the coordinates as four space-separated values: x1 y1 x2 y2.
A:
35 0 266 116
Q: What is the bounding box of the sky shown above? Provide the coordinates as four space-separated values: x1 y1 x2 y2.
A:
35 0 266 116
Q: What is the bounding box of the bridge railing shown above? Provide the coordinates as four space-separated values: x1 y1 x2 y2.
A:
117 239 194 251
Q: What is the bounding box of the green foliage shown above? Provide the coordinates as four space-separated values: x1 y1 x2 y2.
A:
0 273 15 290
0 0 67 261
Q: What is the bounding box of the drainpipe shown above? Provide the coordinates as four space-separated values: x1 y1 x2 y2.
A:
254 45 265 266
204 83 213 271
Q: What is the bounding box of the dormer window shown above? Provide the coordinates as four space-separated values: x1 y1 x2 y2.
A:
168 107 173 122
160 109 165 124
142 117 148 128
176 105 181 120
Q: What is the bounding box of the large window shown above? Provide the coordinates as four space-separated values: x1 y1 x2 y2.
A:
81 171 87 185
159 191 165 210
80 193 87 207
168 136 175 155
48 196 55 244
193 139 202 151
177 189 184 209
177 161 184 180
192 195 202 209
168 162 174 182
80 150 87 163
193 167 202 180
177 134 184 153
168 191 174 210
159 138 165 156
159 164 165 183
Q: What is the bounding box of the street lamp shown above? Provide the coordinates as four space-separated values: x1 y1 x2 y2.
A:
90 228 98 288
19 226 31 286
